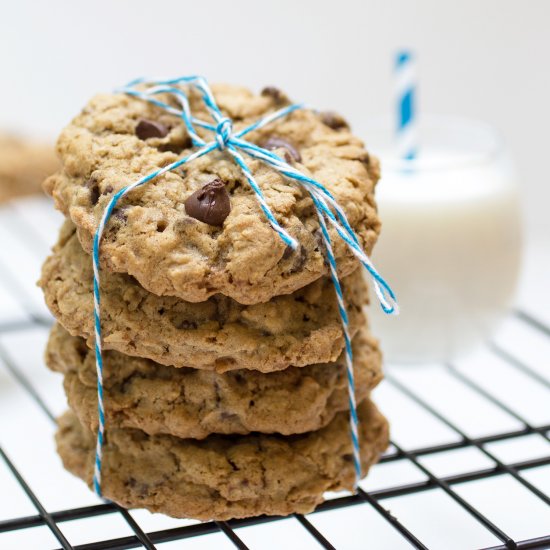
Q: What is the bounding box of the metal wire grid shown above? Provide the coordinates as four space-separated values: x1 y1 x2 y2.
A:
0 198 548 550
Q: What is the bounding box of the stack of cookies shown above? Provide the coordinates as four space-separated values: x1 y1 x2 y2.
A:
39 83 389 520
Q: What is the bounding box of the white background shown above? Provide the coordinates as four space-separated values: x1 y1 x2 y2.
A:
0 0 549 241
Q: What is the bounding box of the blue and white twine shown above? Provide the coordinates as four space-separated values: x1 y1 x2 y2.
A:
92 76 398 497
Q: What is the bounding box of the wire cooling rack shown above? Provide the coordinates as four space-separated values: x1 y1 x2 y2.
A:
0 196 548 550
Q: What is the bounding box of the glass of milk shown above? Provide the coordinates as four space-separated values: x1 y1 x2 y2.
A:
364 115 522 364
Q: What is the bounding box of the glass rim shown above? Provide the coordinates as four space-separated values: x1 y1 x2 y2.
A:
363 114 505 172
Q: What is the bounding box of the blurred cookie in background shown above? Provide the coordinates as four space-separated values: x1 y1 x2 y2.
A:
0 134 58 203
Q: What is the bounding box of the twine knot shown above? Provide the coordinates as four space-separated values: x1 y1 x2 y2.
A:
215 117 233 150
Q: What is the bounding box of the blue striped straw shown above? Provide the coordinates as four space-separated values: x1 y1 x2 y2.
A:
395 50 417 160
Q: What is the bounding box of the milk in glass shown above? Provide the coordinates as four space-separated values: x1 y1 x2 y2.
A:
366 116 522 363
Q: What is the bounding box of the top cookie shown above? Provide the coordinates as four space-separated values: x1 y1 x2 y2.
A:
0 135 58 203
44 83 380 304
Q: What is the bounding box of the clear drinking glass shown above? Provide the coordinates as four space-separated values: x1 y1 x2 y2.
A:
364 115 522 364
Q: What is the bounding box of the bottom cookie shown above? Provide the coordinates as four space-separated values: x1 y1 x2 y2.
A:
56 399 389 520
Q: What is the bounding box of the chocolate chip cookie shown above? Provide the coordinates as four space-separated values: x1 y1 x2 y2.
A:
47 323 382 439
0 134 58 202
44 83 380 304
40 221 367 372
56 399 389 520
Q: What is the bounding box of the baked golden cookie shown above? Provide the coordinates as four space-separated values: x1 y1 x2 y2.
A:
0 134 58 202
40 221 367 372
44 83 380 304
56 399 389 520
47 323 382 439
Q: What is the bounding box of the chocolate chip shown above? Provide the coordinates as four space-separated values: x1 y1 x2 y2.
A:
261 86 286 104
261 136 301 163
356 151 370 166
184 178 231 227
85 179 100 205
113 206 129 222
282 243 307 272
126 477 137 488
321 111 349 130
227 458 240 472
233 373 246 385
314 229 329 266
282 244 294 259
289 245 307 273
104 185 113 194
176 319 198 330
313 229 324 251
157 142 180 153
135 118 169 140
75 340 88 361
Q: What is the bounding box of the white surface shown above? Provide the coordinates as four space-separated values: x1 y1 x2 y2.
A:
0 196 548 549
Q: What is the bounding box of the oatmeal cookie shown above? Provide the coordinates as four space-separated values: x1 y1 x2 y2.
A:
44 83 380 304
0 134 58 202
40 221 367 373
47 323 382 439
56 399 388 520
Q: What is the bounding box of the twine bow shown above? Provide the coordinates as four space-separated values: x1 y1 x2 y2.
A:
92 76 398 497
